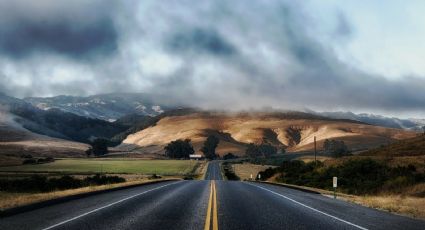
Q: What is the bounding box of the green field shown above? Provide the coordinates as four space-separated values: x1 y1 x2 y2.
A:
0 158 200 175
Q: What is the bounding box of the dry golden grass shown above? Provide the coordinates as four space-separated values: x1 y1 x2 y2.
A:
262 181 425 219
122 112 415 156
0 178 178 211
350 195 425 219
233 163 276 180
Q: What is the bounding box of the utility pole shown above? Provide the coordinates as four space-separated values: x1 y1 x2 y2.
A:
314 136 317 165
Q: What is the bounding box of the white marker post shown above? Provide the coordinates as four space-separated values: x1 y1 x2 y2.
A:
333 177 337 199
250 174 253 180
258 174 261 180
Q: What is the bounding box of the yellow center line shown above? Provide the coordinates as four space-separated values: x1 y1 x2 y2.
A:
204 181 213 230
204 180 219 230
212 180 218 230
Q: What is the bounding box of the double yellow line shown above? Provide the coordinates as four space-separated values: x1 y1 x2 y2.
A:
204 180 218 230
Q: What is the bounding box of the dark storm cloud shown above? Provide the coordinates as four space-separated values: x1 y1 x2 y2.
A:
0 0 118 60
167 28 237 56
0 18 117 59
0 0 424 117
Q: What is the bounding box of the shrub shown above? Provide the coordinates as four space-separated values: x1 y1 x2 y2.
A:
37 157 55 164
222 162 239 180
0 175 126 193
85 174 126 185
256 167 276 181
149 174 162 179
22 159 37 164
257 158 424 195
223 153 238 160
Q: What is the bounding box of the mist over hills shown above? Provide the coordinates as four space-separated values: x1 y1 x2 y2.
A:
0 92 423 157
12 92 425 131
312 111 425 131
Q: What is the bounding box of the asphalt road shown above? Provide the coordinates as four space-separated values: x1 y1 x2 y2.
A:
1 162 424 230
216 181 425 230
204 161 223 180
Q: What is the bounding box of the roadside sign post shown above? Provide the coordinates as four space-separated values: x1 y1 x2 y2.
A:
333 177 337 199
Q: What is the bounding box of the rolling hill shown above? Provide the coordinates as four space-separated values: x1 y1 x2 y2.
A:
1 93 129 143
0 110 89 166
122 111 416 156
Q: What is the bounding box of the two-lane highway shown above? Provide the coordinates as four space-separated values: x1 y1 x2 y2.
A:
1 161 424 230
204 161 223 180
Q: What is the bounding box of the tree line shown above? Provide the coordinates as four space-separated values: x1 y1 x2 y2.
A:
163 136 220 159
158 136 350 160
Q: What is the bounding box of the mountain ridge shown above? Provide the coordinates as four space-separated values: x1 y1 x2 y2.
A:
24 93 178 121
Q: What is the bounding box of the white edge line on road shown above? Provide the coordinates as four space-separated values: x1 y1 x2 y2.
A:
246 183 368 230
41 181 182 230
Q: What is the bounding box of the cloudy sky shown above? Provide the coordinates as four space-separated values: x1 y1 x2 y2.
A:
0 0 424 117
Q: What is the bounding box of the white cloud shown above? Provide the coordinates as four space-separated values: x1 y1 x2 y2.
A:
138 53 183 77
306 0 425 79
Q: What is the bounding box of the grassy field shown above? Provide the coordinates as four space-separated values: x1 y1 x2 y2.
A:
0 158 201 175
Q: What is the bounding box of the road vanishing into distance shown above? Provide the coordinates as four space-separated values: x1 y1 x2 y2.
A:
1 161 424 230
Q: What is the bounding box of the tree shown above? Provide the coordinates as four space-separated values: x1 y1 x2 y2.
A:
223 153 238 160
90 138 109 156
323 139 349 157
85 148 92 157
164 139 194 159
259 143 277 157
323 139 331 151
201 135 220 160
245 143 277 158
246 143 261 158
281 148 286 154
